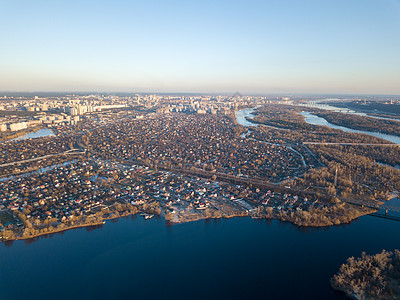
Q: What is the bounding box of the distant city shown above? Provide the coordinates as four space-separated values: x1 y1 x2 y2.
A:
0 93 293 133
1 93 399 132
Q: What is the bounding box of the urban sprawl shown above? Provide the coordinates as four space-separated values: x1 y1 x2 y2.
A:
1 93 400 241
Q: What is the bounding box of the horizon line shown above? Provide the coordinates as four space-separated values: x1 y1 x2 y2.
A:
1 91 399 97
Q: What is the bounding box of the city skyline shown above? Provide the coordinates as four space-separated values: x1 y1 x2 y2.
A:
1 0 400 94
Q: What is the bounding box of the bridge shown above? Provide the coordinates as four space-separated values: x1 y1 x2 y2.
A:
345 199 400 221
370 212 400 221
370 203 400 221
380 205 400 213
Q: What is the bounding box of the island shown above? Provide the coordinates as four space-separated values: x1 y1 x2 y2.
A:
331 249 400 299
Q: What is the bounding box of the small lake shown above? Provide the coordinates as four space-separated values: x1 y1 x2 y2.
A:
10 128 55 141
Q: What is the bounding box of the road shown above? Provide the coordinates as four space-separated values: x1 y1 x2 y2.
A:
0 149 85 168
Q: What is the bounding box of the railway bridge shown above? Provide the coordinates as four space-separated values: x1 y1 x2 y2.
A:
344 199 400 221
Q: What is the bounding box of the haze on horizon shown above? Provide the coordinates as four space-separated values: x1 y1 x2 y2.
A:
1 0 400 95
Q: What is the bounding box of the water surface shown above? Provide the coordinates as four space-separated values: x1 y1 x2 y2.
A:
236 107 258 127
10 128 55 141
301 111 400 144
299 100 400 122
1 216 399 300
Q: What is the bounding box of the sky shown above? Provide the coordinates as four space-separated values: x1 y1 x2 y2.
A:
1 0 400 94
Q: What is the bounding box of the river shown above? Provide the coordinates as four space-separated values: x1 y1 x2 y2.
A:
300 111 400 144
1 216 400 300
237 105 400 144
298 100 400 122
235 107 258 127
10 128 55 141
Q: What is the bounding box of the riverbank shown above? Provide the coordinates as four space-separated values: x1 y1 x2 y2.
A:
259 204 377 227
302 111 400 145
167 210 249 224
1 201 378 243
165 201 376 228
10 127 55 141
1 208 141 242
15 221 106 241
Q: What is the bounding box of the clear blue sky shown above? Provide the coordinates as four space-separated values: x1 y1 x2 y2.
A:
1 0 400 94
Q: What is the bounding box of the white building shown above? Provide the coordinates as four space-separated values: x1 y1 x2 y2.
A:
9 122 28 131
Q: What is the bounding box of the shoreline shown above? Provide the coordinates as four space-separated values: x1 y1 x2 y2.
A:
169 207 377 227
0 201 383 243
331 249 400 299
15 221 106 241
2 210 140 243
1 126 46 142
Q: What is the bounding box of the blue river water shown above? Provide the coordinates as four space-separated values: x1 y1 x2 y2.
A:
301 111 400 144
0 216 400 300
299 100 400 122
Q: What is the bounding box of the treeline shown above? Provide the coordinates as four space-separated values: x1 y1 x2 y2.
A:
328 101 400 116
295 145 400 200
0 110 38 117
368 112 400 119
257 202 375 227
249 124 388 145
252 104 315 131
2 201 146 241
331 249 400 299
330 145 400 167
